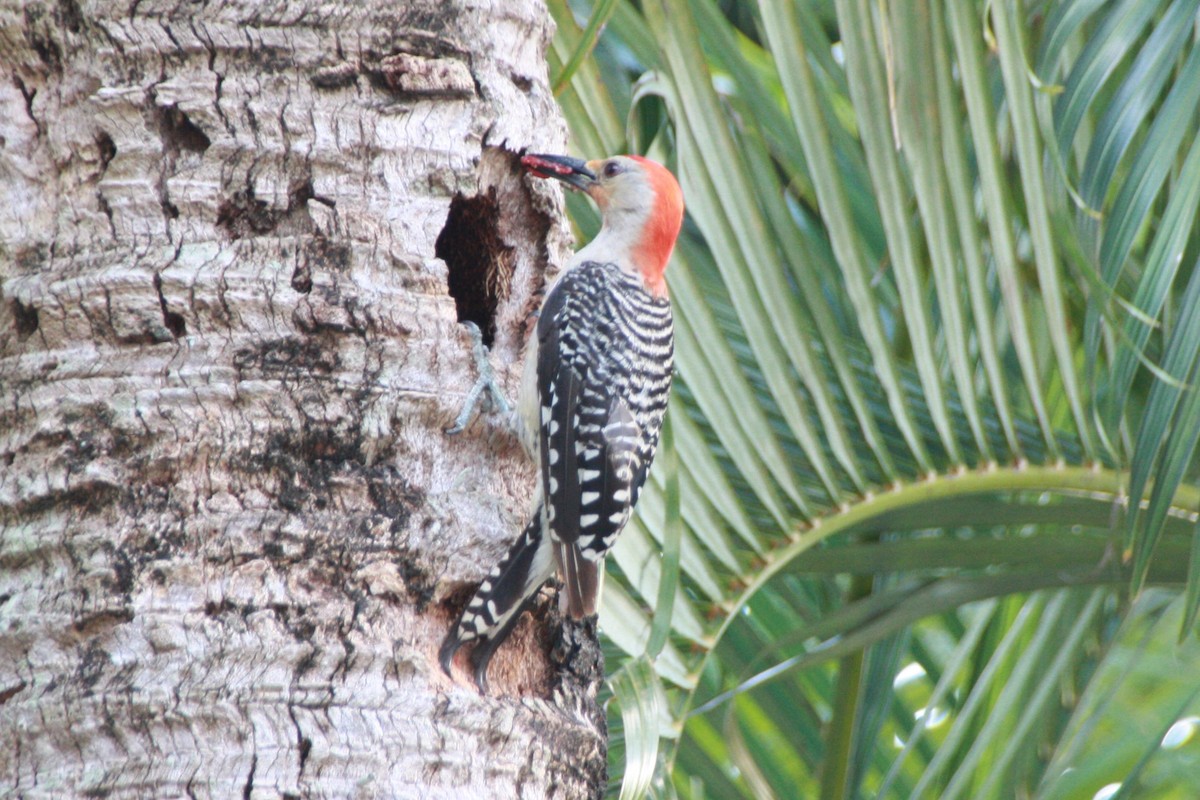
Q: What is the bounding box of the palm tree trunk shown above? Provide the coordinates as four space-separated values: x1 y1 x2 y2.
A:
0 0 605 796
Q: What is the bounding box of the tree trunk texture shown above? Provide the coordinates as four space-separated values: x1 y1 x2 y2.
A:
0 1 606 797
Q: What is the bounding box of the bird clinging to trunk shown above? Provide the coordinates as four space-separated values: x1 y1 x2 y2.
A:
440 153 684 693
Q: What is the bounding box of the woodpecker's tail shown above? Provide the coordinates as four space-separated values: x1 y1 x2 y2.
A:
553 540 602 619
439 511 556 693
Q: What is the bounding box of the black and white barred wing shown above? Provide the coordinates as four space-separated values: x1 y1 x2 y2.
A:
536 262 667 618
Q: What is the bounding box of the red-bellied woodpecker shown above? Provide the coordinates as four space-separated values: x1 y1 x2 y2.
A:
440 153 684 693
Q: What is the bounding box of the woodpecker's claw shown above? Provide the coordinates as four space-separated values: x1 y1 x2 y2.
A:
468 636 507 695
446 321 511 435
439 631 495 695
438 634 463 681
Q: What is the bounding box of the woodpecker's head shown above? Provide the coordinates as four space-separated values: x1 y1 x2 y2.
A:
522 153 684 297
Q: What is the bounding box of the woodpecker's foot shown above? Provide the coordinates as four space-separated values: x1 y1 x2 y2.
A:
467 636 506 695
445 321 511 435
438 631 466 681
440 623 493 693
441 593 543 695
439 630 499 695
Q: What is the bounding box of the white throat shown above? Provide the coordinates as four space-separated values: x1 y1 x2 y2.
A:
571 223 638 276
568 190 654 281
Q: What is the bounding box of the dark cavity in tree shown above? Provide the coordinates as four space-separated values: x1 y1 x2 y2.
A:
436 188 514 348
157 104 210 154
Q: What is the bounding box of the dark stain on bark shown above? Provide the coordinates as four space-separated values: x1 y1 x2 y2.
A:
297 735 312 773
5 404 158 520
11 298 39 340
0 680 26 707
204 600 241 619
76 640 111 690
203 601 317 645
509 71 533 93
385 544 436 610
17 482 120 517
22 6 62 73
95 130 116 173
72 608 134 636
274 604 317 642
110 548 135 594
15 242 48 270
216 186 281 238
234 336 339 377
231 336 365 515
291 236 350 294
63 404 147 461
217 353 432 597
12 76 41 137
294 647 318 679
153 272 186 338
129 527 177 563
244 45 295 75
57 0 84 34
242 753 256 800
250 427 359 514
366 464 419 534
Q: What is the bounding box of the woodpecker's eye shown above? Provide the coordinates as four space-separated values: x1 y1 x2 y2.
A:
603 161 622 179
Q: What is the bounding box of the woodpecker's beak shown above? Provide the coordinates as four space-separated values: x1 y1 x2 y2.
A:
520 153 597 191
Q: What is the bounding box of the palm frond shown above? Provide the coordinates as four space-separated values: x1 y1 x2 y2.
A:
547 0 1200 796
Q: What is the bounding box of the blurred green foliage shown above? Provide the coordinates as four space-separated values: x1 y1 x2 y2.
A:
546 1 1200 797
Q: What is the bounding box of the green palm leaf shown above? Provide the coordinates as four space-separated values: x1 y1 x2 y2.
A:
548 0 1200 796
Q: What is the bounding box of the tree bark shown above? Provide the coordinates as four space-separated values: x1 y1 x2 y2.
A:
0 1 605 797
